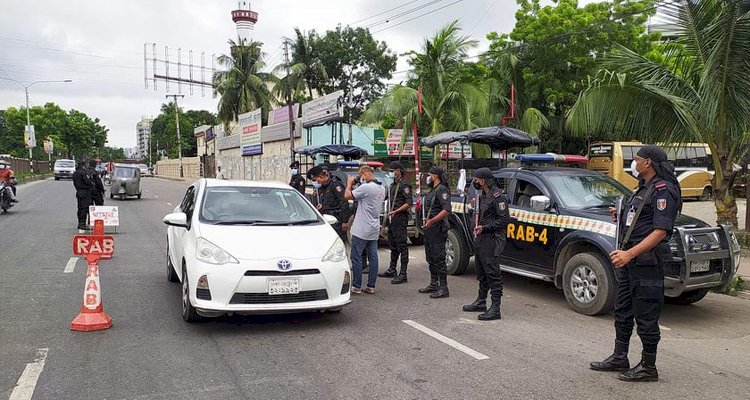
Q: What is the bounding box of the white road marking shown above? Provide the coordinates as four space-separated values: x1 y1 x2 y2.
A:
64 257 78 273
166 202 173 206
153 195 159 199
9 348 49 400
660 324 671 331
402 320 489 360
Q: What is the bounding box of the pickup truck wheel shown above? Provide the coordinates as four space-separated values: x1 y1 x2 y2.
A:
699 187 712 201
666 288 709 305
446 228 469 275
562 252 615 315
410 234 424 246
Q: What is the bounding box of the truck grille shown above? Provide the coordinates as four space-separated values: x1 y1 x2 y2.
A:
229 289 328 304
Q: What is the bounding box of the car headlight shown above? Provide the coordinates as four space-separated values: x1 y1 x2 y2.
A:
322 237 346 263
196 237 238 265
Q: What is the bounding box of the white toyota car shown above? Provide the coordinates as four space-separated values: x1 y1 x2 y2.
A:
163 179 351 321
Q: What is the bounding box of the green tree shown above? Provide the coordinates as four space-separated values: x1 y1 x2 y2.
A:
1 103 107 159
315 25 398 121
96 147 126 162
273 28 328 102
487 0 659 151
568 0 750 226
362 21 491 144
214 40 276 126
150 104 217 159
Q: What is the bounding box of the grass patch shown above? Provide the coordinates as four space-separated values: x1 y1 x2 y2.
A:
714 276 746 296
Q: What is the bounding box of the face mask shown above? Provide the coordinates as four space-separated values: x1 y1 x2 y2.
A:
472 181 482 190
291 169 298 176
631 160 639 178
387 171 395 179
312 182 321 189
426 175 434 188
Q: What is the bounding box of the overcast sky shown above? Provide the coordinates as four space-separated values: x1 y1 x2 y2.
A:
0 0 587 148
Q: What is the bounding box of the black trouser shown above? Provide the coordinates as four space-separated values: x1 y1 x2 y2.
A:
424 224 447 276
76 192 92 227
332 223 346 242
388 213 409 272
614 245 666 353
92 191 104 206
475 235 504 296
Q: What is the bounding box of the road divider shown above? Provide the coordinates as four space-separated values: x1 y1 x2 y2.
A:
70 220 114 332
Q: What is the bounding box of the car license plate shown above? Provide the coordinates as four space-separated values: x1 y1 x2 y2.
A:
690 260 710 273
268 279 300 295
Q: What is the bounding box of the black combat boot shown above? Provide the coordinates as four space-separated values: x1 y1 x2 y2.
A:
379 266 397 278
590 340 630 372
418 274 439 293
478 291 501 320
618 352 658 382
462 287 488 312
430 275 449 298
391 265 407 284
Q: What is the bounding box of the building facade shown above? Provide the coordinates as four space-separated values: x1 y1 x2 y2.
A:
136 117 153 161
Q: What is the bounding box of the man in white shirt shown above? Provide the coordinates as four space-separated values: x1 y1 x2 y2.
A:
345 165 385 294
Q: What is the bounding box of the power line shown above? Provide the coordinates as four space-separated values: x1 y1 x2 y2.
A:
372 0 464 34
365 0 449 29
467 0 499 37
349 0 425 25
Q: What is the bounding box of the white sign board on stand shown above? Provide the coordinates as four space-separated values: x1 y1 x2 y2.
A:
88 206 120 232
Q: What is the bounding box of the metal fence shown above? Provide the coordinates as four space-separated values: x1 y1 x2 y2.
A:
0 157 52 174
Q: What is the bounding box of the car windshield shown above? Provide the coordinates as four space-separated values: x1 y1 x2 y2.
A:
113 168 137 178
55 161 75 168
546 174 630 210
200 186 320 225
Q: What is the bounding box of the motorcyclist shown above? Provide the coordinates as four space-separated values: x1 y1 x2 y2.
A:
0 160 18 203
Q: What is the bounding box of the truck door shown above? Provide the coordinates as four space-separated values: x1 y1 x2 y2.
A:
503 173 556 271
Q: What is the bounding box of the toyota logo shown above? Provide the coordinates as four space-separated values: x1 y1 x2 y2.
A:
277 259 292 271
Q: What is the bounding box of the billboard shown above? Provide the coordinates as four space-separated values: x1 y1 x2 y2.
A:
268 103 299 125
386 129 415 156
239 108 262 156
439 142 472 159
263 104 300 143
24 125 36 148
301 90 344 127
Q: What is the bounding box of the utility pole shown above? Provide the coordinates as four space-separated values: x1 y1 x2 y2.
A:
347 72 353 145
166 94 185 177
283 40 295 163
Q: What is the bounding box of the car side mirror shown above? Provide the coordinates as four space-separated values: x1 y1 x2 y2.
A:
322 214 339 225
163 212 188 228
530 195 551 212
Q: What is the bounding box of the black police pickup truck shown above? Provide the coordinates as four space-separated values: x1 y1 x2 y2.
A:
443 165 741 315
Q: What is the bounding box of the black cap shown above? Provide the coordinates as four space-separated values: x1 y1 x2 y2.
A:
428 166 444 175
307 165 328 179
388 161 405 172
289 160 300 168
473 167 493 180
636 146 667 163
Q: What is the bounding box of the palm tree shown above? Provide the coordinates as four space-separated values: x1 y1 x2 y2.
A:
567 0 750 226
362 21 490 140
272 28 328 102
213 40 277 125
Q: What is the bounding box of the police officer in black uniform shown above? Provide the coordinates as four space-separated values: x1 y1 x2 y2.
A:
308 165 350 241
289 161 306 194
87 159 105 206
418 166 452 298
462 168 510 320
590 145 681 382
72 160 95 230
379 161 413 284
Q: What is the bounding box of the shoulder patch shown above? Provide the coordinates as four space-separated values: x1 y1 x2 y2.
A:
404 186 410 195
657 198 667 210
442 192 449 200
493 191 500 198
655 183 667 190
498 202 506 211
335 185 342 192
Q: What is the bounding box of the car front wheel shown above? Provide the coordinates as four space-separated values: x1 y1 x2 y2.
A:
446 228 469 275
562 252 615 315
181 264 202 322
166 242 179 283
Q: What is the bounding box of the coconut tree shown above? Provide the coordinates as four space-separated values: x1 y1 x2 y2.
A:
361 21 490 139
213 40 276 125
272 28 328 102
568 0 750 226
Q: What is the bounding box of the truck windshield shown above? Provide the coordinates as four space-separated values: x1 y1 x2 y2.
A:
547 174 630 210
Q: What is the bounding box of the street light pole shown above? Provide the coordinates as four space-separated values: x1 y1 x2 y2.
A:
166 94 185 177
3 78 72 173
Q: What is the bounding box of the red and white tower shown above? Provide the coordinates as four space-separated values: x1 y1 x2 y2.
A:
232 1 259 43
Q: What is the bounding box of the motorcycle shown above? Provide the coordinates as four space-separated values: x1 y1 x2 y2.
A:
0 178 16 213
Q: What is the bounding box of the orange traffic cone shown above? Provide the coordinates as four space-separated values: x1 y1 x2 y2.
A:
70 255 112 331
